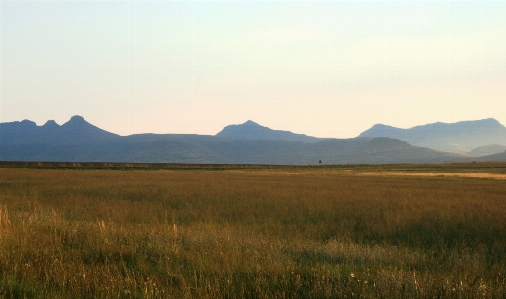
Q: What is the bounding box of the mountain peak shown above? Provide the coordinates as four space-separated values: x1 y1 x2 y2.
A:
481 118 501 125
20 119 37 126
216 120 323 143
43 120 60 128
59 115 118 141
62 115 91 128
371 123 394 129
69 115 86 122
243 120 261 126
360 123 400 136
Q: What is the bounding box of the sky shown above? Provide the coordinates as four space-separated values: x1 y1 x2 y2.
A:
1 0 505 138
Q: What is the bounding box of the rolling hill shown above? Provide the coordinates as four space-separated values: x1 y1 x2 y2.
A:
467 144 506 157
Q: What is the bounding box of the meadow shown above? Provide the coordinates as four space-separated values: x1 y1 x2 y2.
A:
0 164 505 298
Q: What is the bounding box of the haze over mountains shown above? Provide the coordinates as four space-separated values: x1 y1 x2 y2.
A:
1 116 505 164
359 118 506 155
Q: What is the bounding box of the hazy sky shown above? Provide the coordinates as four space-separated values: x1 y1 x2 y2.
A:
1 1 505 138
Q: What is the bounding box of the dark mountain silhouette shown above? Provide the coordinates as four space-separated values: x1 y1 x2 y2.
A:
0 135 466 164
0 115 119 145
359 118 506 154
216 120 324 143
0 119 40 145
58 115 119 143
42 120 59 129
467 144 506 157
0 116 467 164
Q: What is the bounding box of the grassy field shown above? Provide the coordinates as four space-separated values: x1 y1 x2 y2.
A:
0 164 505 298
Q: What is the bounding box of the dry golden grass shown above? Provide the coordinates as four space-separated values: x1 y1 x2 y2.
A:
0 166 505 298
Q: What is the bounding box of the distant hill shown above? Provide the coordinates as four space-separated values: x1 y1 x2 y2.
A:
0 115 119 145
476 150 506 162
359 118 506 154
467 144 506 157
216 120 324 143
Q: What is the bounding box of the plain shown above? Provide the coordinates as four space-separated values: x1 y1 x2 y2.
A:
0 164 505 298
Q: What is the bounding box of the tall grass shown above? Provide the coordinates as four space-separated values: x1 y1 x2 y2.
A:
0 168 505 298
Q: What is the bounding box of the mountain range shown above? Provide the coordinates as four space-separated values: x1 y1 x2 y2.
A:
359 118 506 155
0 115 118 145
1 116 505 164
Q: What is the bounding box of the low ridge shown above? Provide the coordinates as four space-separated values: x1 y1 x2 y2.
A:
467 144 506 157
